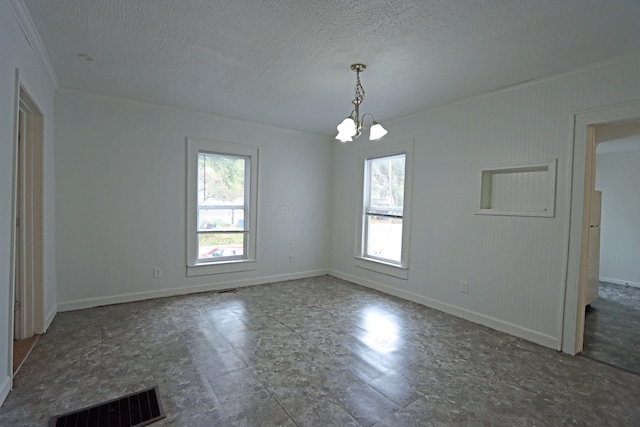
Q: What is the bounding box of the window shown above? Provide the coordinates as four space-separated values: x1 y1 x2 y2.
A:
356 142 413 279
364 154 405 263
187 138 258 276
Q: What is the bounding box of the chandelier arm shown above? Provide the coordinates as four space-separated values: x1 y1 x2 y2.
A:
360 113 376 128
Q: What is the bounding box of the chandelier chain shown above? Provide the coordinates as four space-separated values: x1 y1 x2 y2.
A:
354 70 365 105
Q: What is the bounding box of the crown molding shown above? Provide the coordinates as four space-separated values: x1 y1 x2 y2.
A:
7 0 59 89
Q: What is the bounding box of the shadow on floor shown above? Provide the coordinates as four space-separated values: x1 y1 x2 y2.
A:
13 335 38 374
583 282 640 374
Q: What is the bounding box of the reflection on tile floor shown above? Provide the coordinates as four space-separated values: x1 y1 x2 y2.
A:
583 282 640 374
2 276 640 426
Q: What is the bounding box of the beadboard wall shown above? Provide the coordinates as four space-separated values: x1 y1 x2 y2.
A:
0 0 58 405
329 53 640 350
54 89 332 310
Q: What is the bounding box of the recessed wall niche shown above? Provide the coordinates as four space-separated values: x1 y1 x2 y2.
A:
477 159 557 217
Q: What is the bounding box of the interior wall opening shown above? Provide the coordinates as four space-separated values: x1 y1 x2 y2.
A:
11 85 45 376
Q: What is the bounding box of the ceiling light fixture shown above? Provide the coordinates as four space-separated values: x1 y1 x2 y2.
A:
335 64 388 143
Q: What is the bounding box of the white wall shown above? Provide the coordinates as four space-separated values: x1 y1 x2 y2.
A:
596 151 640 287
330 53 640 349
0 1 57 405
54 89 332 309
2 12 639 411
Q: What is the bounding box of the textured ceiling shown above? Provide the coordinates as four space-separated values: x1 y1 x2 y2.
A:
23 0 640 137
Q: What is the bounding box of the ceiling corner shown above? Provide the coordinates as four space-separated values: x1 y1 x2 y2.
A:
8 0 59 90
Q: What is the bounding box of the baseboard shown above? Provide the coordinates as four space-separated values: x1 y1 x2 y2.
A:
44 304 57 332
58 269 329 312
0 374 11 408
600 277 640 289
329 270 559 350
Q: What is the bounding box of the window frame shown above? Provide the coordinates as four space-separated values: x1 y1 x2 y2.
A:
355 141 413 279
186 138 259 276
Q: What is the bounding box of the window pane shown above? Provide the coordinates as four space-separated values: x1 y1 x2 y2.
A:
365 216 402 263
198 233 245 259
368 154 405 216
198 152 248 214
198 207 245 231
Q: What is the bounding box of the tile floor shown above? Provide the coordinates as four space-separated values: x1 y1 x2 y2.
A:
583 281 640 374
1 276 640 426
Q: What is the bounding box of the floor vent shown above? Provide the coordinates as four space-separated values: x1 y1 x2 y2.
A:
49 385 165 427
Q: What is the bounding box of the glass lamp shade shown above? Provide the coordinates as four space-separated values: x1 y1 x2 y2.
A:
335 117 357 142
369 122 388 140
335 132 353 143
337 117 357 135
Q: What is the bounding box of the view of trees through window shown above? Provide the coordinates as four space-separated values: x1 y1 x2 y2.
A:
369 155 405 212
197 152 247 259
365 154 405 263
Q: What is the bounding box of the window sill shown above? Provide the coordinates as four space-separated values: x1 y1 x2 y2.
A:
187 259 257 277
475 208 553 217
354 257 408 280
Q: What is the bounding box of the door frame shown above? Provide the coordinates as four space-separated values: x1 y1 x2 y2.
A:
8 72 45 382
15 86 44 340
562 100 640 354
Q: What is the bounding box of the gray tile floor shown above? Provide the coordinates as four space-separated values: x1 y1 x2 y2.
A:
2 276 640 426
583 282 640 374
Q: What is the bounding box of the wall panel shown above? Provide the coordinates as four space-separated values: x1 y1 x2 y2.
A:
1 1 57 405
54 89 332 308
330 53 640 349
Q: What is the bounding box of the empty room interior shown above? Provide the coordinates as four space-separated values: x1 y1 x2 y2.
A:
1 0 640 426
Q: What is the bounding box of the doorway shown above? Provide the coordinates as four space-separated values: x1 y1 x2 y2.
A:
11 85 44 375
582 120 640 373
563 101 640 356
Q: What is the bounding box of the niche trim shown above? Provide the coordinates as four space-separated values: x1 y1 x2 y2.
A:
477 159 557 217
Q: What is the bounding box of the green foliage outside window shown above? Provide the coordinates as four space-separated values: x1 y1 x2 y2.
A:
198 153 245 203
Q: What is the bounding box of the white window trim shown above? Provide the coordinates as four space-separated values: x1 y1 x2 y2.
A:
186 137 259 276
355 140 414 280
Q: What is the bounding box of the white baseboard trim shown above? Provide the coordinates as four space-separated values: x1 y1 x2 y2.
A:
44 304 57 332
0 375 11 408
329 270 559 350
600 277 640 289
58 269 329 312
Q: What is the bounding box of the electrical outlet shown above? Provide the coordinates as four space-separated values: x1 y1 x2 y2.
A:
289 255 295 263
460 281 469 294
153 268 161 278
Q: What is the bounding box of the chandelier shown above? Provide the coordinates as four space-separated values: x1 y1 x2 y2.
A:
335 64 388 142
